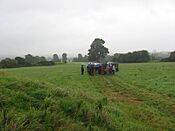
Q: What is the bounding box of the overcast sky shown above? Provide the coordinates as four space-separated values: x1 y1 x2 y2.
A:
0 0 175 57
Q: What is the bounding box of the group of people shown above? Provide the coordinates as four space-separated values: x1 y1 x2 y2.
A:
81 62 119 75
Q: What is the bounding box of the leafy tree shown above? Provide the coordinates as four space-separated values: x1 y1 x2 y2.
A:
62 53 67 63
72 57 78 62
25 54 34 64
88 38 109 62
0 55 55 68
25 54 47 65
117 50 150 63
0 58 17 68
15 57 27 66
73 54 88 62
112 53 120 62
52 54 60 62
83 55 88 62
169 51 175 61
161 51 175 62
40 56 47 62
33 56 46 64
34 56 40 64
78 53 83 61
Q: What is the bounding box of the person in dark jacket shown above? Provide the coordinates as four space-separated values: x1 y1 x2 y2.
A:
81 65 84 75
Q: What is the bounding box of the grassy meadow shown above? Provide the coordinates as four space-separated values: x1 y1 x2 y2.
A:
0 62 175 130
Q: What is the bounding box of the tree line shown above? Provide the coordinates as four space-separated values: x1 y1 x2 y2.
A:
72 54 88 62
86 38 150 63
0 53 68 68
1 38 174 68
112 50 150 63
160 51 175 62
86 38 175 63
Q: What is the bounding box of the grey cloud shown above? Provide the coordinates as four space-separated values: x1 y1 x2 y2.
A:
0 0 175 57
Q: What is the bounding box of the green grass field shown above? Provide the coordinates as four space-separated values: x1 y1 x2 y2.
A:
0 62 175 130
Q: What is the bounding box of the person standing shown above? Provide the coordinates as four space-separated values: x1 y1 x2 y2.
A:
81 65 84 75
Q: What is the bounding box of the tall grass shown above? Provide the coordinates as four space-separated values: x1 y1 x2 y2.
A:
0 62 175 130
